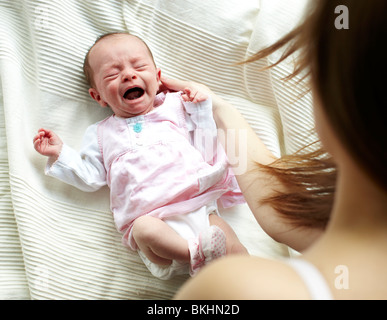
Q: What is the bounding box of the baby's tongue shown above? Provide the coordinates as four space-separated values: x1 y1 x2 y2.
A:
124 88 144 100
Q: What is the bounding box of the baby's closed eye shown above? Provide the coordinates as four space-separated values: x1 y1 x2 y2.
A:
104 73 119 80
134 64 147 71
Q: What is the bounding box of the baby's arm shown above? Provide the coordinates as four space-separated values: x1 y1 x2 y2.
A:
33 128 63 160
174 82 217 164
33 125 107 192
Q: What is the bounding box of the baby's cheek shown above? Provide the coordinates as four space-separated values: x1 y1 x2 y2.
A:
106 82 119 96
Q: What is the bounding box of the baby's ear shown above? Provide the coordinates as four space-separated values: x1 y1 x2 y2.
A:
156 68 163 92
89 88 108 107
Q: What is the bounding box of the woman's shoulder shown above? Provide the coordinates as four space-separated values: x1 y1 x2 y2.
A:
175 255 312 300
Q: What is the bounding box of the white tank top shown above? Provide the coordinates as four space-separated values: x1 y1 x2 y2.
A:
286 259 333 300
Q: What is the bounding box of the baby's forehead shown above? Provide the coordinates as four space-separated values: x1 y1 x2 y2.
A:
99 33 139 44
90 35 152 65
95 34 147 52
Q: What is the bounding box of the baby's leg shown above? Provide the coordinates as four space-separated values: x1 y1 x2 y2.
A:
132 215 190 266
208 214 248 255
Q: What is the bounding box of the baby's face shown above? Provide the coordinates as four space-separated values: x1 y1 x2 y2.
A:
88 34 161 118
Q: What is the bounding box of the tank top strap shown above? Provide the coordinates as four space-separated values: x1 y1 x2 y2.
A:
285 259 334 300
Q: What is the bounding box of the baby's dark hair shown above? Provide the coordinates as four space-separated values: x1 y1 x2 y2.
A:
83 32 155 88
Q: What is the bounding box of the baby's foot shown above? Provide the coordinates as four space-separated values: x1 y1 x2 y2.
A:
188 225 226 276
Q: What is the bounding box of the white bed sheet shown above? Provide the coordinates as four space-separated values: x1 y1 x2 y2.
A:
0 0 314 299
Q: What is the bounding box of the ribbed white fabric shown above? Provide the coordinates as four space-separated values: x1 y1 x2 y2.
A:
0 0 314 299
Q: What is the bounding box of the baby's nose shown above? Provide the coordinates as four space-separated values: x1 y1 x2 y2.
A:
123 70 137 81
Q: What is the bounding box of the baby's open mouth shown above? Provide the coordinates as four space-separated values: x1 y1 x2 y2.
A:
123 87 145 100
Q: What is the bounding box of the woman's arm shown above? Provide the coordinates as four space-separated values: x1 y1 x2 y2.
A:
212 94 323 251
161 76 322 251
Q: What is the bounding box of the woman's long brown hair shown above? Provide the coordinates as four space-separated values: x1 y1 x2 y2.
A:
249 0 387 229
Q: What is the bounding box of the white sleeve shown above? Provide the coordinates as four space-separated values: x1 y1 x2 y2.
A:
45 123 107 192
183 97 215 130
183 97 218 164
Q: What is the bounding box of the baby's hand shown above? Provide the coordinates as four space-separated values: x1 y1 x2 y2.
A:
182 87 208 103
160 76 211 103
161 76 226 112
33 128 63 159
